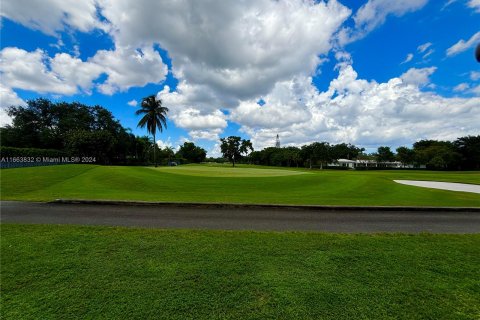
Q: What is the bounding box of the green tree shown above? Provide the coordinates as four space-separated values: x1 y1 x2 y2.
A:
454 135 480 170
301 142 332 169
413 140 461 170
136 95 169 167
376 146 395 162
330 143 362 160
176 142 207 163
395 146 415 167
66 130 114 164
219 136 253 167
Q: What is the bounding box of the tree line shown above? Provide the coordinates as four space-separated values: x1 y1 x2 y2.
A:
218 136 480 170
0 98 207 165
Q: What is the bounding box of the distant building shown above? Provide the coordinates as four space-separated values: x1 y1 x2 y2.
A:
329 159 424 169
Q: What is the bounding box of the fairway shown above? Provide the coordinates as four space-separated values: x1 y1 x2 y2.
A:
157 164 308 177
1 164 479 207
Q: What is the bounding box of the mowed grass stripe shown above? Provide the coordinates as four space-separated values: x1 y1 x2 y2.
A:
1 164 479 206
1 224 479 319
156 165 309 177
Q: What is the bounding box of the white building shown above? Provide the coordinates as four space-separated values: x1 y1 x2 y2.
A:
329 159 416 169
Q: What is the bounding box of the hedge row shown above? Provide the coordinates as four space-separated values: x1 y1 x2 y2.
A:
0 146 68 158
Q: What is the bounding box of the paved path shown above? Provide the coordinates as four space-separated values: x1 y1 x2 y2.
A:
1 201 479 233
394 180 480 194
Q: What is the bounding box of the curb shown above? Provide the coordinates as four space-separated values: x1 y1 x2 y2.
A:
49 199 480 212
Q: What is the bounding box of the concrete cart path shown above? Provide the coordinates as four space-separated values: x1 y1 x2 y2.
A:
394 180 480 194
1 201 479 233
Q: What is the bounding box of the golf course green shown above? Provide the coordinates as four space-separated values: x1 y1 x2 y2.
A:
1 164 479 206
157 164 309 177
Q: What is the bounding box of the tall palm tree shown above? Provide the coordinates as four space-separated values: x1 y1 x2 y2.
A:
136 95 168 167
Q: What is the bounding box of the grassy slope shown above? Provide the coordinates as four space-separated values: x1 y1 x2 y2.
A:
1 164 479 206
1 224 479 319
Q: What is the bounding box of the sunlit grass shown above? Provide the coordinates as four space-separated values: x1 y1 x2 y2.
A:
2 224 479 319
1 164 479 206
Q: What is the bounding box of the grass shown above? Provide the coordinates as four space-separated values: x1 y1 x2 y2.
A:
1 164 479 206
1 224 479 319
157 164 309 177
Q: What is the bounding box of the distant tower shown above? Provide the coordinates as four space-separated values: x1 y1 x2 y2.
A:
275 134 281 148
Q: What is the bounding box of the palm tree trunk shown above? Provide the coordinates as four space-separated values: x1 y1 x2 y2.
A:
153 133 157 167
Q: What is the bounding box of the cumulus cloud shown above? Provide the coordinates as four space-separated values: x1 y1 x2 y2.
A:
127 99 137 107
0 47 84 94
0 84 26 126
0 46 167 95
235 64 479 150
0 0 105 35
99 0 350 102
446 31 480 57
93 46 167 95
156 138 173 149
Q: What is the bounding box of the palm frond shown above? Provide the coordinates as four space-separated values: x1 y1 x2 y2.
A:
136 95 168 137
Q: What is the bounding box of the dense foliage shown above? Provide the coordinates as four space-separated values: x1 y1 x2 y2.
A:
226 137 479 170
0 98 190 165
0 146 67 158
176 142 207 164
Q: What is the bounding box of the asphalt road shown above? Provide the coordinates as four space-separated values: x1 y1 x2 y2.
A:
1 201 480 233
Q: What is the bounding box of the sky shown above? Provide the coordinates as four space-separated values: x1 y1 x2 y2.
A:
0 0 479 156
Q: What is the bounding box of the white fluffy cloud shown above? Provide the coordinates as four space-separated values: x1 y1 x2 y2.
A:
0 46 167 95
0 84 26 126
156 138 173 149
0 48 83 94
0 0 104 35
93 46 167 95
99 0 350 102
446 31 480 57
235 64 480 150
127 99 137 107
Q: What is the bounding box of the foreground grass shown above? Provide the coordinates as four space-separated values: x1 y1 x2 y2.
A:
1 224 479 319
1 164 479 206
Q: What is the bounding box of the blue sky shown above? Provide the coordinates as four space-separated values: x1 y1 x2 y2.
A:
1 0 479 155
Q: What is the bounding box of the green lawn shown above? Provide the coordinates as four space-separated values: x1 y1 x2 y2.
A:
1 224 479 319
1 164 479 206
157 164 309 177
